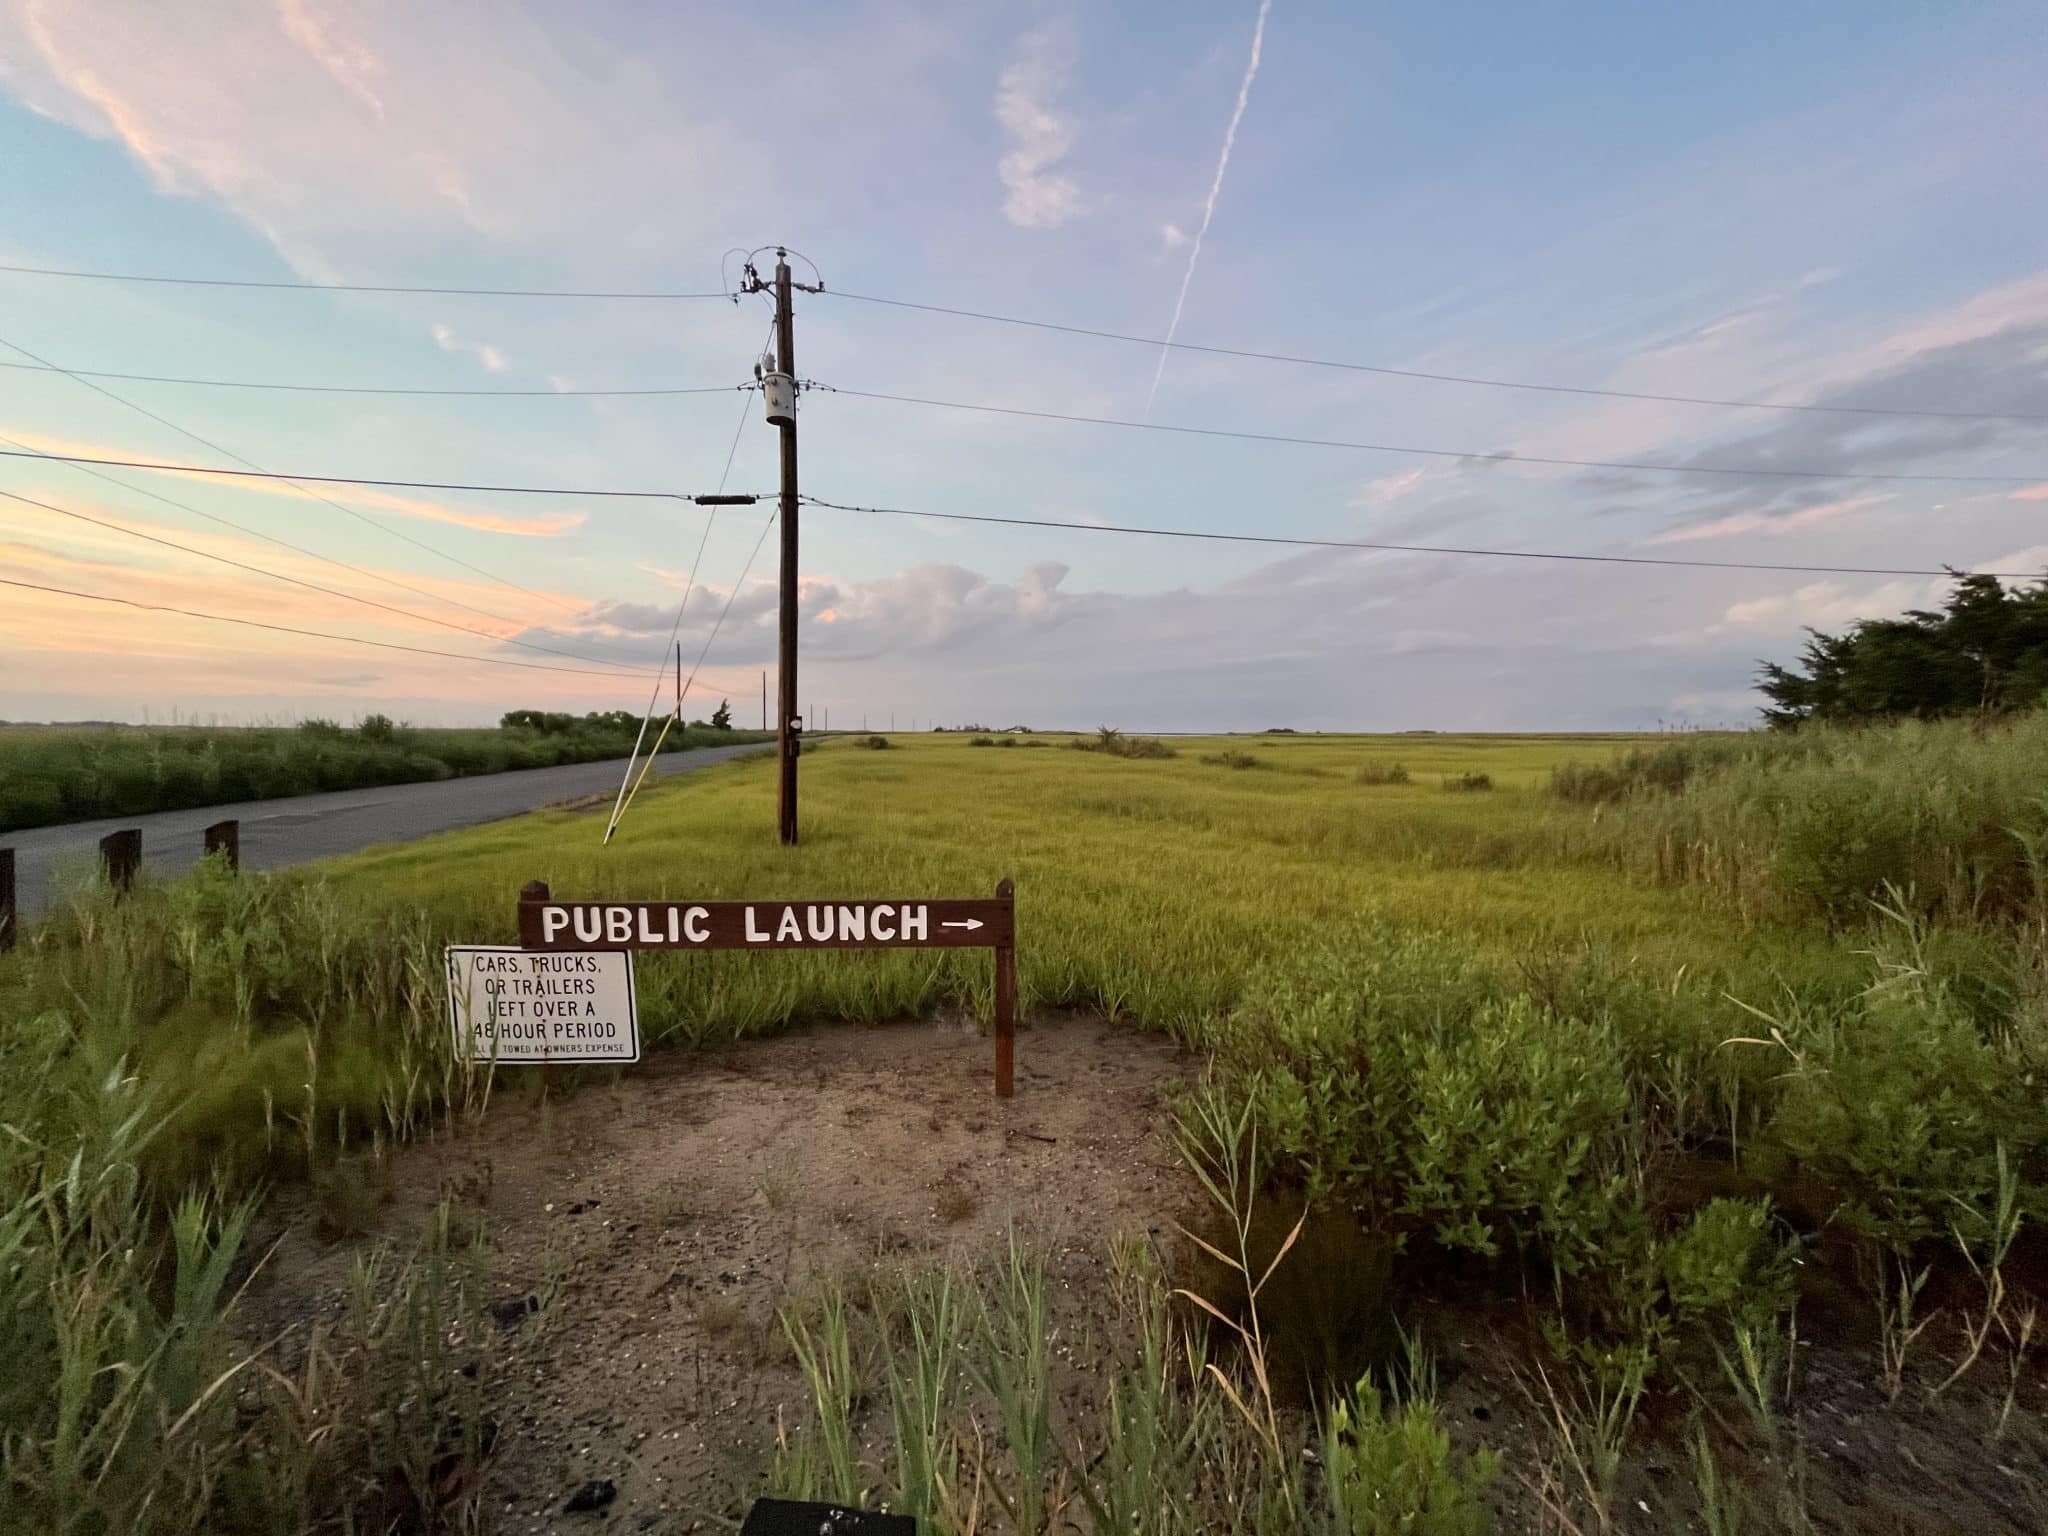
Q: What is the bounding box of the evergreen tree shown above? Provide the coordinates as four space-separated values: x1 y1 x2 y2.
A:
1759 571 2048 725
710 699 733 730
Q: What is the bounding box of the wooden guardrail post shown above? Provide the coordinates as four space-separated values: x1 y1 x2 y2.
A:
0 847 15 952
99 829 141 895
204 819 240 871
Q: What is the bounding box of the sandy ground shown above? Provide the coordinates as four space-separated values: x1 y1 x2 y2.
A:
244 1013 1195 1530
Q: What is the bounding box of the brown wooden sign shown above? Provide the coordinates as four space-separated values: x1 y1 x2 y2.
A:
518 895 1011 952
516 878 1019 1096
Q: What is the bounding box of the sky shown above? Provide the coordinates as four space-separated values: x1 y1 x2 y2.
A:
1 0 2045 732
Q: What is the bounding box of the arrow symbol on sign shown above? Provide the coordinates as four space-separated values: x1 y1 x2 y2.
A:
941 918 984 931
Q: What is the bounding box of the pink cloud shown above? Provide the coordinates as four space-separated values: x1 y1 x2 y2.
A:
1651 492 1892 545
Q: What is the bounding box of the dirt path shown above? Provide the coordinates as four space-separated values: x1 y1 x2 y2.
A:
244 1014 1195 1529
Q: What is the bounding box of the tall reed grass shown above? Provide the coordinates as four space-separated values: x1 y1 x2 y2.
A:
1552 712 2048 926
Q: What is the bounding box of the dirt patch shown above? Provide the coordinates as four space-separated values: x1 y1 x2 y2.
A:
241 1013 1195 1528
238 1013 2048 1534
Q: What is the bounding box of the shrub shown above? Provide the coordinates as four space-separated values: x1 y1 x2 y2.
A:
356 712 398 743
1320 1376 1500 1534
970 735 997 747
1201 750 1261 770
1070 726 1178 760
1356 762 1411 786
1212 930 1634 1265
1443 772 1493 792
1741 909 2048 1249
1659 1198 1796 1329
857 735 894 750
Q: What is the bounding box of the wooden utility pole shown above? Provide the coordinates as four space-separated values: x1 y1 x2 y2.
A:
675 642 683 721
771 253 800 844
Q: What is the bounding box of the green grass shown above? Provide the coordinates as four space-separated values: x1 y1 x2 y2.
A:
4 722 2045 1531
0 718 773 832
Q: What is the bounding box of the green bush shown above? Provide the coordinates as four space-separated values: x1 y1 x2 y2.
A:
1356 762 1411 786
1213 930 1633 1265
1070 727 1177 760
857 735 894 750
1744 911 2048 1249
1319 1376 1499 1535
1442 772 1493 792
1201 750 1261 770
1659 1198 1796 1329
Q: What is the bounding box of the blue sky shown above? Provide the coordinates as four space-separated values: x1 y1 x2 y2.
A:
1 1 2044 729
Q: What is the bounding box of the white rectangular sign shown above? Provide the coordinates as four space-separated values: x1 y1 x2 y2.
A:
444 945 639 1064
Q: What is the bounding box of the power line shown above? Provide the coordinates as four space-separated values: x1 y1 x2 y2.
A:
6 256 2031 422
12 401 2043 499
797 494 2041 580
807 383 2048 485
822 290 2048 424
0 431 579 638
0 576 646 678
0 331 584 616
0 360 750 399
0 445 736 503
0 486 642 673
0 260 731 300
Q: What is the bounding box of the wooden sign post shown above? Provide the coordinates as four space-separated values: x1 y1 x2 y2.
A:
517 877 1019 1097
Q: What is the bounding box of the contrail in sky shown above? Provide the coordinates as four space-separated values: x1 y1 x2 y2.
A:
1146 0 1274 415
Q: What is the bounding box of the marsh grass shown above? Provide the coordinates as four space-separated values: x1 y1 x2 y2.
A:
6 726 2046 1527
770 1233 1498 1534
1553 713 2048 926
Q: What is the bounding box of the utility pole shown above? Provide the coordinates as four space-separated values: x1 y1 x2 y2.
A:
776 244 799 847
761 672 767 731
675 642 683 721
744 249 821 845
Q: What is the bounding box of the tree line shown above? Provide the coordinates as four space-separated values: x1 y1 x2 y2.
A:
1759 571 2048 726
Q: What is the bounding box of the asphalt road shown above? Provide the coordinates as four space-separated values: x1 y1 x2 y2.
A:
3 744 770 919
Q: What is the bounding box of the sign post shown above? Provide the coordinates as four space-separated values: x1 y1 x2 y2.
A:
516 877 1020 1097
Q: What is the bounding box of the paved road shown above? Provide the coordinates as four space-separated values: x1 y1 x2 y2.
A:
3 744 770 918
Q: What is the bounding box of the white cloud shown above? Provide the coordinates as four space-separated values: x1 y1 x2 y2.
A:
430 321 508 373
1160 222 1187 251
993 28 1085 230
275 0 386 120
0 3 770 261
1975 544 2048 575
1718 578 1936 632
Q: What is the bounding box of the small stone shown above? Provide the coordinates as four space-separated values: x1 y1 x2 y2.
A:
564 1478 617 1514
